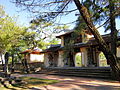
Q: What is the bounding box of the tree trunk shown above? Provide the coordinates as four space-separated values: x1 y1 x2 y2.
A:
0 54 4 71
17 53 21 62
11 54 14 73
109 0 117 55
4 52 9 75
69 52 75 67
109 0 120 79
24 58 30 73
73 0 120 80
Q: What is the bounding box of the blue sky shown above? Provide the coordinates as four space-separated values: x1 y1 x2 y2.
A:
0 0 78 28
0 0 30 26
0 0 120 35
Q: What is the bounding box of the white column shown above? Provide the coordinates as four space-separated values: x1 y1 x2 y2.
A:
81 48 88 67
61 36 64 46
44 53 49 67
57 51 64 67
117 47 120 57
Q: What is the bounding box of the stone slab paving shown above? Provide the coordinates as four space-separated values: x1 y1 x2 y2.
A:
12 74 120 90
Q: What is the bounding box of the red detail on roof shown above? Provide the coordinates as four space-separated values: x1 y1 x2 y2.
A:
20 49 41 54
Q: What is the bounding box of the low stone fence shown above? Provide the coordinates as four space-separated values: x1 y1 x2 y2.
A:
0 62 44 72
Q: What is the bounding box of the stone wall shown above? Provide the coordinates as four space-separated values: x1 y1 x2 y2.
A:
0 62 44 72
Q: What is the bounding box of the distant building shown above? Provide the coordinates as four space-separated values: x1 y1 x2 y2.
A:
20 48 44 63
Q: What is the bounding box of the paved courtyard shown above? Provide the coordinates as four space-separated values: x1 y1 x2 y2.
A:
12 74 120 90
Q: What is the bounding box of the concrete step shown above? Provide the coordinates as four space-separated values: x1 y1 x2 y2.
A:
41 67 111 79
49 73 111 79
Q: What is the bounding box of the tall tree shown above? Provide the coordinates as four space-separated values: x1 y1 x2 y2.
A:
81 0 119 55
13 0 120 80
109 0 117 55
0 5 37 74
29 18 66 49
73 0 120 80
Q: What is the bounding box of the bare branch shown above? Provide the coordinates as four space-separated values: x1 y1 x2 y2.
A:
55 20 77 25
44 0 67 6
31 9 77 14
54 0 71 18
96 18 110 29
13 0 67 7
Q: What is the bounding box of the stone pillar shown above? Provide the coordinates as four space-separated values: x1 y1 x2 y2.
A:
61 36 64 46
57 51 64 67
117 47 120 57
44 53 49 67
81 48 88 67
96 51 100 67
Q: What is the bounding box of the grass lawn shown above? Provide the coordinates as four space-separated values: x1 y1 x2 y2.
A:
0 76 60 90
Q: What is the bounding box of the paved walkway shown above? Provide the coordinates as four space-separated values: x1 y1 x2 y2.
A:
12 74 120 90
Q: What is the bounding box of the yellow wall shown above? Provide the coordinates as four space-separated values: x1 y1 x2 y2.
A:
30 54 44 63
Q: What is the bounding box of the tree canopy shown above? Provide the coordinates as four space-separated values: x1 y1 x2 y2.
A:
0 5 26 53
0 5 62 54
13 0 120 28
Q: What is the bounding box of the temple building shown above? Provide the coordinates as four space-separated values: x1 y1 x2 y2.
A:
41 30 120 68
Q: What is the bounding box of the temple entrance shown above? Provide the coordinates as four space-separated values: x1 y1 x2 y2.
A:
99 52 110 67
75 53 82 67
48 53 54 67
48 52 59 67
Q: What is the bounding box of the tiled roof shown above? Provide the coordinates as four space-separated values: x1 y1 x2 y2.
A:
41 44 61 53
56 29 92 38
